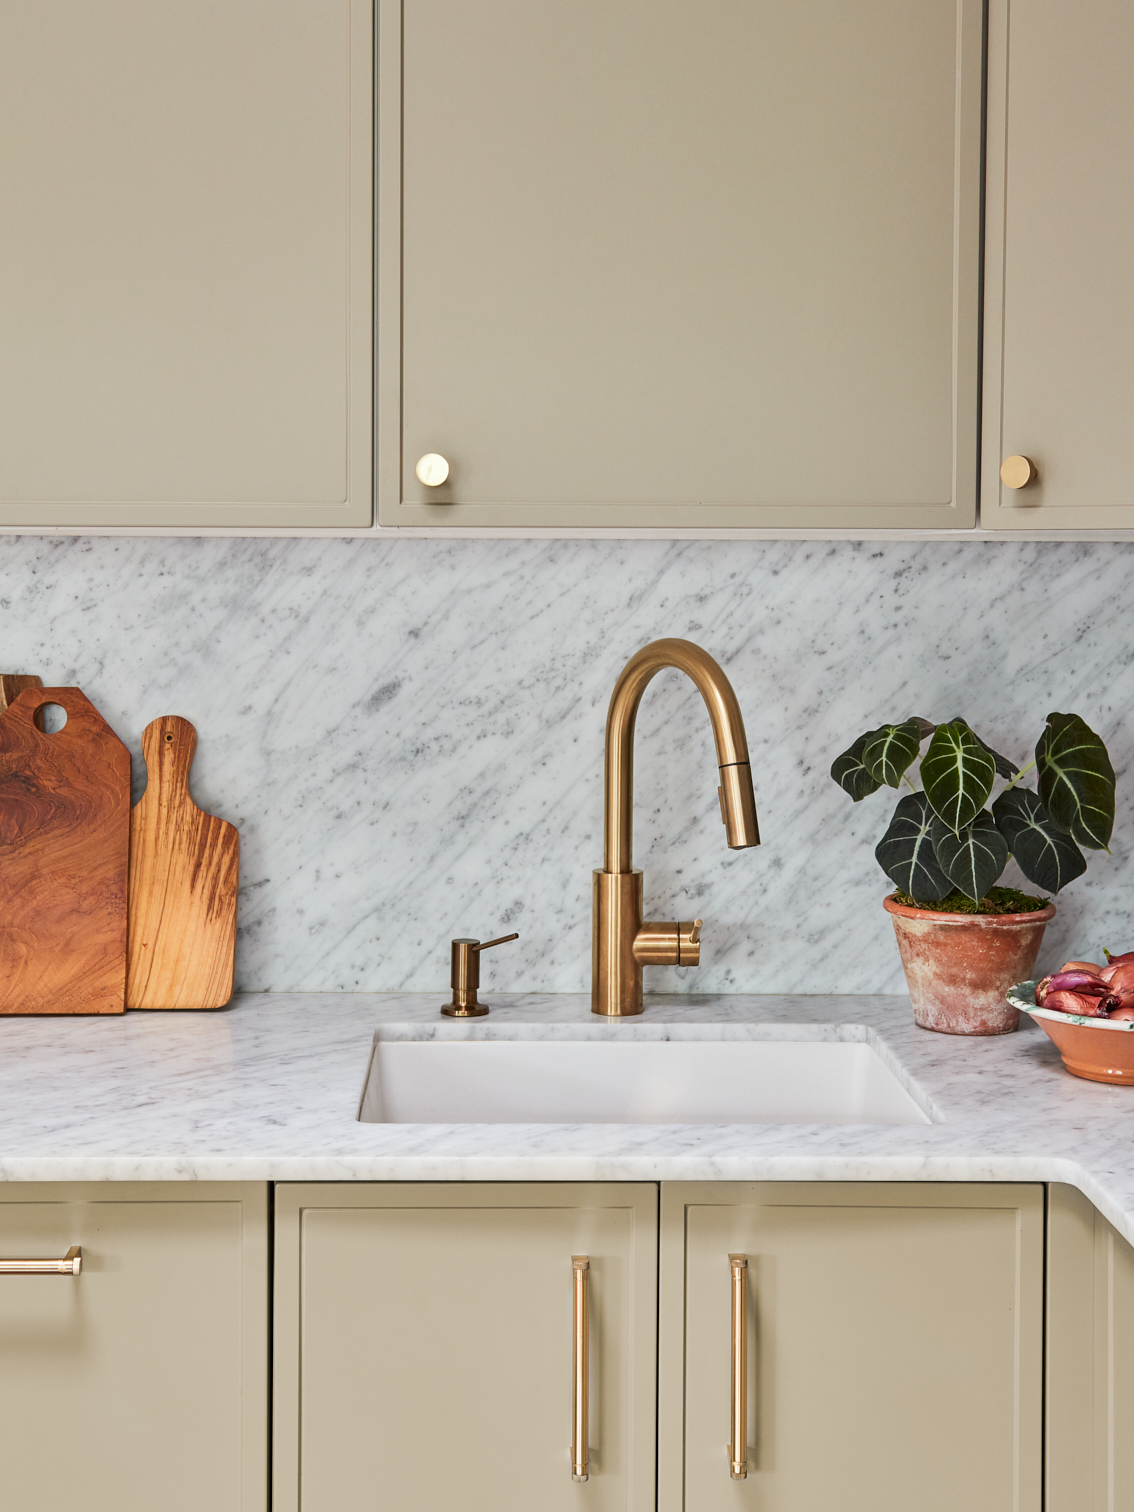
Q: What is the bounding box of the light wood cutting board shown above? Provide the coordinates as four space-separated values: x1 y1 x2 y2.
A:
0 686 130 1014
126 715 239 1010
1 673 46 729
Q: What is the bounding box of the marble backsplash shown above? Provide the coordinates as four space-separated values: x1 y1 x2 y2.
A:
3 534 1132 995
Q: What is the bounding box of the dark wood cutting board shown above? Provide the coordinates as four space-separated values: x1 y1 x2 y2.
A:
0 687 130 1014
126 716 239 1010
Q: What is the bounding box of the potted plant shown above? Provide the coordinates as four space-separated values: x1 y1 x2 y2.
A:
831 713 1116 1035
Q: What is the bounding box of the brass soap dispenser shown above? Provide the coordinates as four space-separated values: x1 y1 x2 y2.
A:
441 933 519 1017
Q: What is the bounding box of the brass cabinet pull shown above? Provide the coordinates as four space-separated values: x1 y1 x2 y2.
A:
571 1256 590 1482
728 1254 748 1480
0 1246 81 1276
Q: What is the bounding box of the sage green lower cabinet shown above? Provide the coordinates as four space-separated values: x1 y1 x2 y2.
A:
1046 1183 1134 1510
273 1182 658 1512
0 1182 268 1511
658 1182 1044 1512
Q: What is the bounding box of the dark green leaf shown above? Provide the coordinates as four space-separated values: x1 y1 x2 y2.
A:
875 793 952 903
920 721 996 835
862 720 922 789
1036 712 1116 850
929 811 1009 901
831 729 884 802
993 786 1086 893
947 716 1018 780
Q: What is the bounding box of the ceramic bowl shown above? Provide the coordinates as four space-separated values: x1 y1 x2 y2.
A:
1008 980 1134 1085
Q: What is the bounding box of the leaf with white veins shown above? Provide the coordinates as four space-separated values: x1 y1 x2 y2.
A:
1036 712 1115 850
875 793 952 903
862 720 922 789
947 717 1019 780
921 720 996 834
830 729 885 802
929 811 1009 901
993 786 1085 893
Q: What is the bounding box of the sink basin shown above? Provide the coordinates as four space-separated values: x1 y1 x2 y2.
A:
358 1027 931 1126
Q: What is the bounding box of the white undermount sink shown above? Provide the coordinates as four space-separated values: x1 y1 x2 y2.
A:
358 1026 932 1127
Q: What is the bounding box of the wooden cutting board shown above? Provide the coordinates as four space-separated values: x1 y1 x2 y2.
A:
0 673 43 718
126 715 239 1009
0 686 130 1014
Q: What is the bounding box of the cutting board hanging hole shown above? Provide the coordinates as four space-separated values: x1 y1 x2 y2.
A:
39 703 67 733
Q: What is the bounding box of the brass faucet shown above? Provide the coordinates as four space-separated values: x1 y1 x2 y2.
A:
592 639 760 1016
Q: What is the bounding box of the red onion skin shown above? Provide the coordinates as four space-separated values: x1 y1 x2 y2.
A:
1046 970 1111 996
1102 962 1134 992
1104 949 1134 967
1109 1007 1134 1022
1043 989 1114 1018
1035 975 1053 1006
1109 990 1134 1014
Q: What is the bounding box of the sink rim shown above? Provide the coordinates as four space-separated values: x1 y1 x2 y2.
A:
359 1020 941 1127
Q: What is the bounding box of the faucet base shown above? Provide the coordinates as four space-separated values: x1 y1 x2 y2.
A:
591 870 644 1016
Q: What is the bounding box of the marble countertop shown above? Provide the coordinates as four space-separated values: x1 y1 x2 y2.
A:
4 991 1134 1246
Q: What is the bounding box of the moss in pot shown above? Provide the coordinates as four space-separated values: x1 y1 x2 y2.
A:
831 713 1116 1035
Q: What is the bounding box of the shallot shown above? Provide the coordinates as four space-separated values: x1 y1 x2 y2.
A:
1044 970 1111 996
1043 988 1113 1017
1102 961 1134 993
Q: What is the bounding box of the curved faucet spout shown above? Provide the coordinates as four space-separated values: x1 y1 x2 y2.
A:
593 639 760 1016
603 638 759 874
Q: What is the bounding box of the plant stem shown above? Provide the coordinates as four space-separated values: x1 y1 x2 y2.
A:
1001 760 1037 793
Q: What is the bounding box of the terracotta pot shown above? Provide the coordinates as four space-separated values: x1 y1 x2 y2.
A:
883 893 1056 1036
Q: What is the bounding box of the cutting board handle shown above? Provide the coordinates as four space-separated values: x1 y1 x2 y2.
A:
5 686 117 742
140 715 200 806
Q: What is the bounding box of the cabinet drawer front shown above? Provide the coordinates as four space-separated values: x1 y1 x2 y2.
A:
660 1181 1042 1512
274 1182 657 1512
0 1182 267 1512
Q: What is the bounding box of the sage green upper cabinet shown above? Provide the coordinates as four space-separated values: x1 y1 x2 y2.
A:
983 0 1134 530
381 0 982 530
0 1 373 528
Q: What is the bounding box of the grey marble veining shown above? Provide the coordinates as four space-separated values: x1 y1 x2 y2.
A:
2 534 1133 993
1 993 1133 1249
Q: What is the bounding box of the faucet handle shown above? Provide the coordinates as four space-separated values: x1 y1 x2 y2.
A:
441 932 520 1017
634 920 703 968
678 920 702 964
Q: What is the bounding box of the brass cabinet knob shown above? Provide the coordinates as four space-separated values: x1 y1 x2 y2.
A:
415 453 450 487
1000 455 1038 489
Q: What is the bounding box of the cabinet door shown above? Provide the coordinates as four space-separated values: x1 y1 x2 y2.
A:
274 1182 656 1512
380 0 982 530
659 1181 1043 1512
1046 1183 1134 1510
0 1 372 528
0 1182 268 1511
982 0 1134 529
